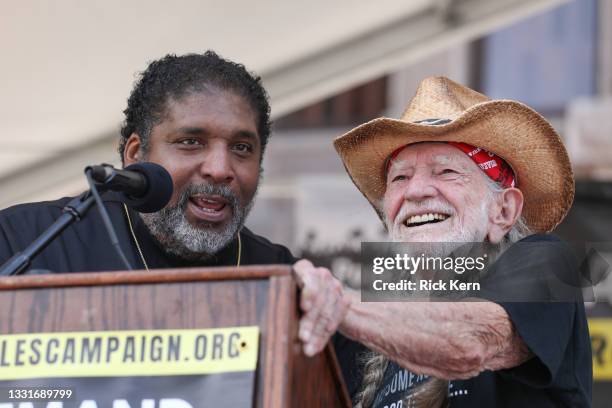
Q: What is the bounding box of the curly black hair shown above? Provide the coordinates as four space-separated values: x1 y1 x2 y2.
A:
119 51 271 163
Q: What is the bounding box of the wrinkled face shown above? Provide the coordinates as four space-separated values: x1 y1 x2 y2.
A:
123 89 261 259
383 142 494 245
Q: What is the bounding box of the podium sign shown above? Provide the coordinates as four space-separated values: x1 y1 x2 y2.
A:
0 266 350 407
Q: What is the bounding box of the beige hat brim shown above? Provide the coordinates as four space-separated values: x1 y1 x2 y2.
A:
333 99 574 233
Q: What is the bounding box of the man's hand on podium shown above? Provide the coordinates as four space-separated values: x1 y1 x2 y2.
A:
293 259 351 357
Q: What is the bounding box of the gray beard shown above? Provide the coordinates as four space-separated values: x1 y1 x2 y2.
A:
139 183 254 261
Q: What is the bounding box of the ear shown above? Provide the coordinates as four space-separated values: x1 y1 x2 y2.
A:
123 133 142 166
487 188 524 244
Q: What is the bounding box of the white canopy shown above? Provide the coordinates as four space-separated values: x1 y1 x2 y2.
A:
0 0 568 208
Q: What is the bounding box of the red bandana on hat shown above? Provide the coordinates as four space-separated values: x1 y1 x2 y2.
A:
447 142 515 188
386 142 516 188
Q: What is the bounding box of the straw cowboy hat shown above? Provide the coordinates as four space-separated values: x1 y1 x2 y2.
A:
333 76 574 233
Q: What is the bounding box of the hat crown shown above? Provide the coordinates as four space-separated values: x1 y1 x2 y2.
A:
400 76 490 123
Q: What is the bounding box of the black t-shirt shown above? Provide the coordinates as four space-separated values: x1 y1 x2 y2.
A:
335 234 592 407
0 193 296 273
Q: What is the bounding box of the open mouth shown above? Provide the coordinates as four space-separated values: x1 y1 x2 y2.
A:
188 195 230 223
403 213 450 228
190 195 227 212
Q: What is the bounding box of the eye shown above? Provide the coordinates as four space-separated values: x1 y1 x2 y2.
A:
233 142 253 154
391 175 406 182
178 138 201 146
440 168 458 175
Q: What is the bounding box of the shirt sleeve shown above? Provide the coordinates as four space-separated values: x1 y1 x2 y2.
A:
483 235 581 386
0 202 67 274
0 212 20 267
497 301 576 387
278 245 300 264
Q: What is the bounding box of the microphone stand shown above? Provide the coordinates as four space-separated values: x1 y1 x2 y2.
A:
0 163 164 276
0 192 96 276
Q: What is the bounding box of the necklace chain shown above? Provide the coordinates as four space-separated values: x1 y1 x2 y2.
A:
122 203 241 271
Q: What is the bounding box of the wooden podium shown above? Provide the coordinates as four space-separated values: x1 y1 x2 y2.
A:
0 265 351 407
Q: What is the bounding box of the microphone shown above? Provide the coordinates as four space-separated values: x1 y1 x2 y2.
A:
85 162 173 213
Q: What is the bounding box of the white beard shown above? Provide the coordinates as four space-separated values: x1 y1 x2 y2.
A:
387 198 490 258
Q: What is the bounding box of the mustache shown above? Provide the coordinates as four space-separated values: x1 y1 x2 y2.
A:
393 199 455 225
174 183 239 210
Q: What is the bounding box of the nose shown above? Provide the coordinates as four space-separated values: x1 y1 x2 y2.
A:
402 170 437 202
199 146 234 184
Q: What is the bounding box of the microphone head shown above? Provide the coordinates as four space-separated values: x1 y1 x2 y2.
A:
122 162 173 213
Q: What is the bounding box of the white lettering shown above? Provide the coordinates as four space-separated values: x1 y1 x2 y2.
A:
398 369 408 391
413 255 426 273
419 280 447 291
479 160 497 170
449 281 480 291
373 257 385 274
159 400 193 408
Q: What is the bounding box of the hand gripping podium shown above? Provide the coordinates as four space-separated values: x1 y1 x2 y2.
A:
0 266 351 407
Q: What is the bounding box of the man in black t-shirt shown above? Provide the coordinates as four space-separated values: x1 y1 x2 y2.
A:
0 52 298 271
331 234 591 408
0 52 345 363
295 77 592 407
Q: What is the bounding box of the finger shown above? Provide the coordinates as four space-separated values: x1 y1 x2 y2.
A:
305 297 349 358
304 338 327 357
299 268 329 342
299 270 320 313
299 297 324 342
306 267 330 316
304 314 334 356
325 290 350 333
299 317 314 345
304 275 346 356
292 259 314 289
311 279 341 338
294 260 319 311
